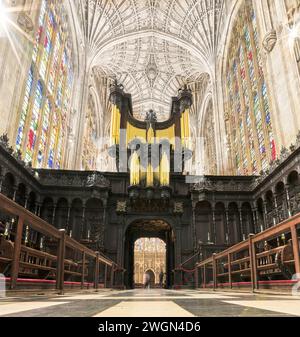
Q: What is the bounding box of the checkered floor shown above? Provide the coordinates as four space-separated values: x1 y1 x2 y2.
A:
1 289 300 317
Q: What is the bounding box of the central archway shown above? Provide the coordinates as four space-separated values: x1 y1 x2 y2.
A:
145 269 156 288
134 238 166 288
124 219 175 289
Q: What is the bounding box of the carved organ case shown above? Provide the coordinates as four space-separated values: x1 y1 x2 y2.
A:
109 81 193 189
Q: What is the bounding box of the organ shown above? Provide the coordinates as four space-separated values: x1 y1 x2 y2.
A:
109 81 193 189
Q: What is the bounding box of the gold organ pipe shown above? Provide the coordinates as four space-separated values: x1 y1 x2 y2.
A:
160 152 170 186
184 109 190 139
116 106 121 144
180 109 191 148
184 108 191 149
147 126 155 144
111 105 121 144
130 151 140 186
146 163 154 187
181 112 185 145
110 105 115 143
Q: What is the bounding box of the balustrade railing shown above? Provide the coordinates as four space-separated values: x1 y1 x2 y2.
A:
0 193 121 293
194 213 300 291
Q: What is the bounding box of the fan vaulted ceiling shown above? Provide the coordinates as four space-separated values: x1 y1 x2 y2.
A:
74 0 231 120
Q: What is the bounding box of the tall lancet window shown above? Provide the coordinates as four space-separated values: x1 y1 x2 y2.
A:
224 1 276 176
16 0 73 169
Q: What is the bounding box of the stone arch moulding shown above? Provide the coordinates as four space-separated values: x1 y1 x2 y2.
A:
65 0 84 79
220 0 245 77
199 92 214 138
88 85 103 139
198 92 219 175
124 216 177 236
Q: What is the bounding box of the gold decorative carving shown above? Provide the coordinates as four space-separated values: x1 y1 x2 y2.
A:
174 202 184 214
116 201 127 214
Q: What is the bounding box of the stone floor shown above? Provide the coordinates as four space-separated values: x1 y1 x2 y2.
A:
0 289 300 317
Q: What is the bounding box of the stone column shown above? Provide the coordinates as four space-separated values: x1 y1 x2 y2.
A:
273 193 280 224
263 199 268 229
81 204 86 240
239 207 245 241
12 184 17 202
252 207 259 233
52 203 57 226
34 202 39 215
285 183 292 217
225 207 230 244
212 205 216 244
35 202 41 217
66 206 71 232
24 193 29 209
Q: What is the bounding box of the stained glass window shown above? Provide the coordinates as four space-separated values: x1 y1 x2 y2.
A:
16 0 73 169
37 99 51 168
16 67 33 150
26 80 43 163
225 1 276 175
48 111 59 169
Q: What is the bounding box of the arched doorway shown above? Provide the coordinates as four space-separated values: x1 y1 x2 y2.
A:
145 269 156 288
134 238 166 288
124 219 175 289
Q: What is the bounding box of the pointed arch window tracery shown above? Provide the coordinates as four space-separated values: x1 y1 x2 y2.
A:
16 0 73 169
225 1 276 175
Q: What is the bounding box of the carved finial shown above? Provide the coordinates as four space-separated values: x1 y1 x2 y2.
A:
145 109 157 123
110 79 124 92
0 133 9 147
178 84 192 95
0 133 14 154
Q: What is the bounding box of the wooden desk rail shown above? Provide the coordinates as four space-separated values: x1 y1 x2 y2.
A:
0 193 119 293
195 212 300 291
